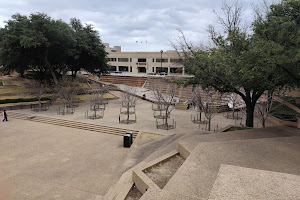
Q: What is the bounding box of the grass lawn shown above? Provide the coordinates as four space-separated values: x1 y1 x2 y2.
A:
281 96 300 109
76 93 117 101
0 86 28 94
0 76 117 106
271 102 300 122
227 126 252 131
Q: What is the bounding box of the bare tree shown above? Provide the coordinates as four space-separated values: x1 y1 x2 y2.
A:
204 89 224 131
90 84 108 110
227 93 244 119
192 86 206 123
212 1 245 34
255 92 274 127
120 86 137 124
151 79 179 129
57 76 83 114
24 80 52 111
193 87 224 131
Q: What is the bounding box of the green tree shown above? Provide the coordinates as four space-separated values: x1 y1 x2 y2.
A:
180 1 299 127
0 13 109 83
252 0 300 86
0 13 74 83
67 18 109 77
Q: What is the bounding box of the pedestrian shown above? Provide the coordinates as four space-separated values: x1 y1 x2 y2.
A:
2 110 8 122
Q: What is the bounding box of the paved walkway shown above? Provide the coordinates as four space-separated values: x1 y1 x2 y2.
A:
0 118 130 200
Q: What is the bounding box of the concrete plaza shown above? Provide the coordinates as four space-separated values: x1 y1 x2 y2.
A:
0 90 278 199
0 118 129 200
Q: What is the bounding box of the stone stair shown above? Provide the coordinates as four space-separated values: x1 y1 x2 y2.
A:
7 112 139 138
103 126 300 200
99 75 147 88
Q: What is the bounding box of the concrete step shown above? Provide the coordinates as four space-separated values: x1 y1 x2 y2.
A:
8 112 139 138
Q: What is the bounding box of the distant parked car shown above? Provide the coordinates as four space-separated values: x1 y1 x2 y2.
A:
114 71 122 74
147 72 156 75
159 72 168 76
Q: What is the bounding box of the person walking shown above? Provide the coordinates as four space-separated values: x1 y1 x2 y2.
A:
2 110 8 121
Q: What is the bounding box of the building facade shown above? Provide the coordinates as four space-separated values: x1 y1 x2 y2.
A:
104 43 185 75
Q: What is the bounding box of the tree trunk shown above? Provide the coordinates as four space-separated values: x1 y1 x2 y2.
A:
49 65 59 85
199 110 201 121
165 107 169 128
262 118 266 128
127 106 129 124
267 90 273 111
38 96 42 111
245 103 255 127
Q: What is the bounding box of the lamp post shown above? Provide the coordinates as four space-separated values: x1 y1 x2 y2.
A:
160 50 163 73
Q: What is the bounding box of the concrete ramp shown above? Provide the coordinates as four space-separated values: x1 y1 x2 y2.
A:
163 136 300 199
209 164 300 200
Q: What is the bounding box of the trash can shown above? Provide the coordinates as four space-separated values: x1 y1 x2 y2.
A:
126 131 133 144
124 133 132 148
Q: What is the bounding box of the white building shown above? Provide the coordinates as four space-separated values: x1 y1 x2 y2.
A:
104 43 185 75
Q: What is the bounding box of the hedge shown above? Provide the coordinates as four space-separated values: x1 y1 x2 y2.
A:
0 97 51 104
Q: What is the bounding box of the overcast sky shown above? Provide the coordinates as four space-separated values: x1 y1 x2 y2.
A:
0 0 279 52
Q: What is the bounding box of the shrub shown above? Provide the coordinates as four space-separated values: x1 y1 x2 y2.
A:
0 97 51 104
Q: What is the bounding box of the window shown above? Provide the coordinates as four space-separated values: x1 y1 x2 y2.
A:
118 58 129 62
170 58 183 63
156 67 168 73
109 58 117 62
138 67 146 73
130 66 132 72
130 58 132 62
156 58 168 63
170 68 182 73
138 58 147 62
119 66 129 72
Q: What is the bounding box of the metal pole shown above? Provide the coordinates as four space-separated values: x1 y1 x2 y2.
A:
160 50 163 73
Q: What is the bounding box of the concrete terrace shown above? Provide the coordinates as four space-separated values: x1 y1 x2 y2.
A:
1 78 299 200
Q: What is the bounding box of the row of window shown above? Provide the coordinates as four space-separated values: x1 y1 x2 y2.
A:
110 66 182 73
108 58 183 63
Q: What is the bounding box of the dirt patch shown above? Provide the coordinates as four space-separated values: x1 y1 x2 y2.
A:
125 184 143 200
120 120 137 124
191 119 208 124
139 132 162 139
143 154 185 189
157 124 175 130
